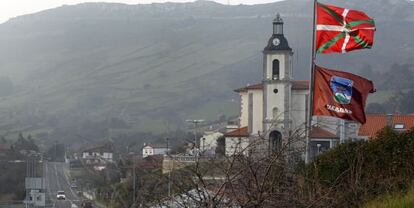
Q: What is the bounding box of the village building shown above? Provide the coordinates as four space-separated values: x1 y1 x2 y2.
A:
81 143 114 165
358 114 414 139
199 131 223 156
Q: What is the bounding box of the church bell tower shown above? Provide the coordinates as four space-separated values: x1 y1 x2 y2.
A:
262 14 293 151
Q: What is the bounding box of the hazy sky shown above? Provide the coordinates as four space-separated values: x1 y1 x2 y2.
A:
0 0 280 23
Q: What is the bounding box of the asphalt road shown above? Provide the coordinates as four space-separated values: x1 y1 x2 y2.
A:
45 162 81 208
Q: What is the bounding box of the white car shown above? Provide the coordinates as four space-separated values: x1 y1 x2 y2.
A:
56 191 66 200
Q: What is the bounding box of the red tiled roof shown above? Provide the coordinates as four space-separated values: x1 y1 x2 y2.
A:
292 80 309 90
358 114 414 139
234 83 263 92
225 126 249 137
310 127 338 138
144 144 168 149
234 80 309 93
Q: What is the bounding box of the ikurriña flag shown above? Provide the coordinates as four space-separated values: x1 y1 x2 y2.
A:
316 3 376 54
312 65 375 124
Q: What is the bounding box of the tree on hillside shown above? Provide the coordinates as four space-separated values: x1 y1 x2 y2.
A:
12 133 39 152
397 90 414 114
366 102 386 114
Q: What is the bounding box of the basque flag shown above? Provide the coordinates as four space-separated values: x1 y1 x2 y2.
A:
312 65 375 124
316 3 376 54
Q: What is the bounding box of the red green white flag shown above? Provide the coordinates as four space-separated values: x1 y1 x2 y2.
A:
316 3 376 54
312 65 375 124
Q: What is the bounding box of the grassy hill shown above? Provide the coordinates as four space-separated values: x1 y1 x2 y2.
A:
0 0 412 146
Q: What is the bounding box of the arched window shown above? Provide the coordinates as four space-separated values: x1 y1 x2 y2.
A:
272 107 279 119
269 130 282 152
272 59 280 80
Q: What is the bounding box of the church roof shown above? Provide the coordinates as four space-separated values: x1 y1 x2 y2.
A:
225 126 249 137
310 127 338 139
234 83 263 92
234 81 309 93
358 114 414 139
292 80 309 90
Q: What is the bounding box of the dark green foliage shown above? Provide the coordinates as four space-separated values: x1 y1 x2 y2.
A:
366 102 386 114
397 90 414 114
306 127 414 207
12 133 39 152
0 162 26 200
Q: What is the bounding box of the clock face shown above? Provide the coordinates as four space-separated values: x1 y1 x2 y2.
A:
272 38 280 46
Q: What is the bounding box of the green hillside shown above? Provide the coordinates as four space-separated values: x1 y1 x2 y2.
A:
0 0 412 146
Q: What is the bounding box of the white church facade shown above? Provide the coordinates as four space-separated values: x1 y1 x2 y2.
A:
224 14 357 159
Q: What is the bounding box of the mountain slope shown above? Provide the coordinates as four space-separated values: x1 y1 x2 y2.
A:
0 0 412 144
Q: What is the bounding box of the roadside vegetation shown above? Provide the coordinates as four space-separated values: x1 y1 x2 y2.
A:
0 133 40 201
364 187 414 208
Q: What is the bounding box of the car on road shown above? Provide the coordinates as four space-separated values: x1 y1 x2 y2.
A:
56 190 66 200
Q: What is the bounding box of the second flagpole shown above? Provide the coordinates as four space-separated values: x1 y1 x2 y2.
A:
305 0 317 164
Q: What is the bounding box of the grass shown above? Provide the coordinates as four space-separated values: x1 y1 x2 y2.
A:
364 187 414 208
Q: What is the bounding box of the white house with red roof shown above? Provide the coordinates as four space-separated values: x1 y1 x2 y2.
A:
358 114 414 139
142 144 169 158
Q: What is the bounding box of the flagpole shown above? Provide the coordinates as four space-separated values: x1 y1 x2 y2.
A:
305 0 317 164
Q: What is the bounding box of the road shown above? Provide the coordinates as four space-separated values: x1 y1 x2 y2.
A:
45 162 81 208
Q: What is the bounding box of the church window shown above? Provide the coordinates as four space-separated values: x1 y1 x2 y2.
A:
272 107 279 119
272 59 280 80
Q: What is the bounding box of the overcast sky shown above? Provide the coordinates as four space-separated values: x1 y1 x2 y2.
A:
0 0 281 23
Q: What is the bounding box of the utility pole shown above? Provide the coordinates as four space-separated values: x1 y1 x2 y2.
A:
165 137 171 198
132 157 136 208
166 138 169 156
185 120 204 148
185 119 204 162
202 137 206 153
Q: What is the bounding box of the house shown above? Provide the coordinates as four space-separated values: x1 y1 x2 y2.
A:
81 143 114 165
142 144 169 158
199 131 224 156
358 114 414 139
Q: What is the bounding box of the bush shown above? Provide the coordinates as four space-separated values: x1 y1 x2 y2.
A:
306 127 414 207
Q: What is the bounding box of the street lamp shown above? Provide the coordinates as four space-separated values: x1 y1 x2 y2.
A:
166 138 169 156
185 119 204 150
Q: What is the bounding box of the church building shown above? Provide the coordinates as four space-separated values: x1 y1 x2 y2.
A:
223 14 414 161
224 14 346 159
